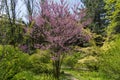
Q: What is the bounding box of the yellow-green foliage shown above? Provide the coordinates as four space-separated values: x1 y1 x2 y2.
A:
0 45 30 80
0 46 53 80
12 71 35 80
34 74 56 80
70 46 101 71
104 0 120 35
100 36 120 80
12 71 56 80
75 56 99 71
28 49 53 74
63 51 81 69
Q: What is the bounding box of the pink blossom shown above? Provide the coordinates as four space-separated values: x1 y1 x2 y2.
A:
30 0 91 57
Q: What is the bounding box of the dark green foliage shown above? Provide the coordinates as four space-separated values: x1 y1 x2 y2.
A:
94 35 105 46
82 0 107 33
82 0 107 47
0 19 24 45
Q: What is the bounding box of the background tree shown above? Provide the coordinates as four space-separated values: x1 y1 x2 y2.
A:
0 0 24 47
20 0 38 54
23 0 35 24
0 0 4 14
3 0 18 24
81 0 107 46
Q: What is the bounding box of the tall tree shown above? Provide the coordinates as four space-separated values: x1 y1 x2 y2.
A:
23 0 36 24
3 0 18 24
82 0 107 46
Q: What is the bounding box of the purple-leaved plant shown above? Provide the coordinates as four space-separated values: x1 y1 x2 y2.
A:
29 0 91 79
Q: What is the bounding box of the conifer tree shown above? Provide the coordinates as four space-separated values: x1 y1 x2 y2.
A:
82 0 107 46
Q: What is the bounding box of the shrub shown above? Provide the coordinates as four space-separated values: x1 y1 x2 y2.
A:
28 49 53 74
63 51 81 69
100 37 120 80
75 56 99 71
0 45 30 80
63 56 76 69
73 46 101 71
12 71 34 80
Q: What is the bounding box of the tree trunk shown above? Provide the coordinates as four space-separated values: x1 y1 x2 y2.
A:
53 58 61 80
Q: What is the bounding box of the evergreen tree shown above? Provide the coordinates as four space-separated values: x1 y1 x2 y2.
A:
82 0 107 46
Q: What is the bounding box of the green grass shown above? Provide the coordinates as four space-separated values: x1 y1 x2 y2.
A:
62 68 111 80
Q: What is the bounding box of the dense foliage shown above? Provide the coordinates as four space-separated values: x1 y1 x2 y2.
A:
105 0 120 34
100 36 120 80
82 0 107 46
0 0 120 80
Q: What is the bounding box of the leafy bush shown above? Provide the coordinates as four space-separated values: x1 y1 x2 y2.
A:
12 71 35 80
0 45 30 80
0 45 55 80
100 37 120 80
28 49 53 74
69 46 100 71
63 51 81 69
75 56 99 71
63 56 76 69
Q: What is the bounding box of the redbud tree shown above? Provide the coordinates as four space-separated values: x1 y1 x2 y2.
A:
31 0 91 79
